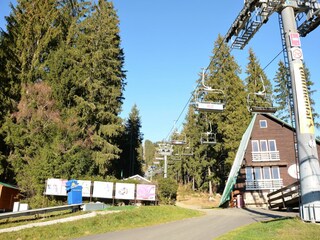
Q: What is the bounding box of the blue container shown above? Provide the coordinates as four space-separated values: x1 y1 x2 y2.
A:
66 180 83 205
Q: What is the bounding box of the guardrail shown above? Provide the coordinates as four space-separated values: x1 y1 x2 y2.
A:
267 181 300 209
0 204 82 220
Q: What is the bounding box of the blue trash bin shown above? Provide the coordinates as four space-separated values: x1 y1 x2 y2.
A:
66 180 83 205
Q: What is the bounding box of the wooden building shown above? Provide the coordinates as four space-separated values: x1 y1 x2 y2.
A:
219 113 320 208
0 182 20 212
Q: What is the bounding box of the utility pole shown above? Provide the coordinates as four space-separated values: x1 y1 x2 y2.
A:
225 0 320 222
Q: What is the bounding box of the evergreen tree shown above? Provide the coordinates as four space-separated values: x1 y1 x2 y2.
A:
303 63 319 129
144 140 156 168
274 61 319 128
0 1 126 199
245 48 273 110
274 60 291 122
206 35 250 190
179 35 250 193
47 0 126 176
118 104 143 178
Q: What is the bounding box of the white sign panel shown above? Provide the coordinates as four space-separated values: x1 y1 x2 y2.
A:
92 181 113 198
136 184 156 201
45 178 67 196
77 180 91 197
115 183 135 200
291 47 303 60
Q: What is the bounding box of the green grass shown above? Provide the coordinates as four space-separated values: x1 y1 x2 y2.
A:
0 205 203 240
216 217 320 240
0 210 86 229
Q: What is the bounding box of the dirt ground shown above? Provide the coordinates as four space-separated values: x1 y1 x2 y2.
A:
176 189 221 209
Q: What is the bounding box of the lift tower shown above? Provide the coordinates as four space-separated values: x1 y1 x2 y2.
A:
225 0 320 222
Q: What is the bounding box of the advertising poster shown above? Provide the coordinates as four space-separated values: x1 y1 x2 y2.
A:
136 184 156 201
92 181 114 198
77 180 92 197
45 178 67 196
115 183 135 200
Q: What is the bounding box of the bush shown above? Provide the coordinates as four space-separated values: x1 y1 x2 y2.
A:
157 178 178 204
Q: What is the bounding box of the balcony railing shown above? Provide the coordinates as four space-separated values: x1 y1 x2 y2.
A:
246 179 283 190
252 151 280 161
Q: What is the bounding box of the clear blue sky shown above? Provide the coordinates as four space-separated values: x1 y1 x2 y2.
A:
1 1 320 143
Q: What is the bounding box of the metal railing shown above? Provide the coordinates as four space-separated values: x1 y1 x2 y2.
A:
252 151 280 161
246 179 283 190
0 204 82 220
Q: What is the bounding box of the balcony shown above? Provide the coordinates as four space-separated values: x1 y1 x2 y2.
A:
246 179 283 190
252 151 280 161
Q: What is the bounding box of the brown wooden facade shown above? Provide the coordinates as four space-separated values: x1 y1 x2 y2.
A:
233 114 320 207
0 183 20 212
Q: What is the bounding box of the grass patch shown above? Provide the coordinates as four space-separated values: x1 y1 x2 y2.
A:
0 210 85 229
216 217 320 240
0 205 203 240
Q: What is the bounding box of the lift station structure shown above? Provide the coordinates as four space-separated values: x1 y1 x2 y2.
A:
225 0 320 222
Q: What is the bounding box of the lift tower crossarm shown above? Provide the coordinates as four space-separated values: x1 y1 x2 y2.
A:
297 2 320 37
225 0 284 49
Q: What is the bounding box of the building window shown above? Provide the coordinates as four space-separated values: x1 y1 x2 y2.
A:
251 139 280 161
251 140 260 152
259 120 267 128
268 140 277 151
245 166 282 190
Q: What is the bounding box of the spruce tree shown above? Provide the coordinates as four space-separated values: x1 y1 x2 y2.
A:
0 1 126 199
245 48 273 110
274 60 291 122
274 61 319 128
47 1 126 176
119 104 143 178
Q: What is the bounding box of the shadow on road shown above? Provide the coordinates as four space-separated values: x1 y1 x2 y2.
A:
242 207 299 222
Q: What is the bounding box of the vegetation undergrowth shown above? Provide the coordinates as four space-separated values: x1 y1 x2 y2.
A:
216 217 320 240
0 205 203 240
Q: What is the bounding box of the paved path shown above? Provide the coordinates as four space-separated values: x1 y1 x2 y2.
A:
75 205 298 240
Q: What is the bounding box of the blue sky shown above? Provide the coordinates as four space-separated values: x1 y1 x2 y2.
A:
1 1 320 142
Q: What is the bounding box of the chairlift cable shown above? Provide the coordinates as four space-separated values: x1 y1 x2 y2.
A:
164 42 283 141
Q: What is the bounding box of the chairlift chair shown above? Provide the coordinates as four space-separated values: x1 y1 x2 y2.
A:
200 121 217 145
201 132 217 144
181 145 194 156
157 143 173 156
194 69 225 112
195 88 225 112
170 133 187 145
247 75 277 114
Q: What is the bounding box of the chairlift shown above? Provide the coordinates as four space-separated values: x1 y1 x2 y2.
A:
247 75 277 114
170 133 187 145
194 69 225 112
157 142 173 156
200 121 217 145
201 132 217 144
181 144 194 156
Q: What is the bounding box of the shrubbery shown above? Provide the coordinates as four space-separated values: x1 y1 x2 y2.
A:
157 178 178 204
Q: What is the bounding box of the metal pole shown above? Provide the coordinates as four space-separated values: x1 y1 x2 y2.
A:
164 155 168 178
281 4 320 222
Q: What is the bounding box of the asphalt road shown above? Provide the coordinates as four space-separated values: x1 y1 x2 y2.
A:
75 207 298 240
